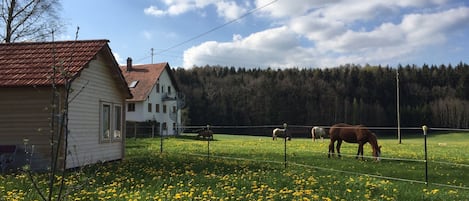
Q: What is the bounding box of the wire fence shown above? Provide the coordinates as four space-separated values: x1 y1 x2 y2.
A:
133 124 469 190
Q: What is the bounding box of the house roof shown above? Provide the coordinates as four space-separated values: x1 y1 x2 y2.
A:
120 63 179 102
0 40 105 86
0 39 131 97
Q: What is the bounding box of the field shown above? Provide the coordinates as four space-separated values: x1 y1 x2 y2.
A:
1 132 468 200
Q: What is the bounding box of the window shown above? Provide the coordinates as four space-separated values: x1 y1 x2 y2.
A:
156 83 160 93
148 103 152 112
113 105 122 140
161 85 165 93
172 106 176 113
128 103 135 112
168 86 171 94
101 102 123 143
101 103 111 141
162 122 167 130
163 105 167 113
129 80 139 88
155 104 160 113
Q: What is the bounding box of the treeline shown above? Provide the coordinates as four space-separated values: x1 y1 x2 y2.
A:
173 62 469 129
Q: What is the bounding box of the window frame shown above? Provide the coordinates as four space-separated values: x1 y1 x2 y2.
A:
128 103 135 112
100 102 112 142
113 104 123 141
100 101 124 143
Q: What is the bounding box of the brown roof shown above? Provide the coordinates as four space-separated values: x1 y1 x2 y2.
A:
120 63 178 101
0 40 120 87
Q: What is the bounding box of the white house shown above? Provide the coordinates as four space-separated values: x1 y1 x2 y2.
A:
120 58 182 135
0 40 132 170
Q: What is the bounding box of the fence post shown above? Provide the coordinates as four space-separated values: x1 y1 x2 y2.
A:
160 123 163 154
283 123 288 169
422 125 428 186
207 124 210 162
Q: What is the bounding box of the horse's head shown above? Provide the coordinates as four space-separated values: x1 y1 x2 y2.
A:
370 132 382 161
374 145 382 161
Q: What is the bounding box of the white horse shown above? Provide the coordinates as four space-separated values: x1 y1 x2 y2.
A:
272 128 291 141
311 126 326 142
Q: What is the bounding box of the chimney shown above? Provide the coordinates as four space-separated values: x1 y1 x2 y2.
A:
126 57 132 72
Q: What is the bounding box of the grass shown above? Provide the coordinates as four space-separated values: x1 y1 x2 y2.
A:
1 132 468 200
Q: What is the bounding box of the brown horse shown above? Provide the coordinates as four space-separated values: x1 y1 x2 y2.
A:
328 123 381 161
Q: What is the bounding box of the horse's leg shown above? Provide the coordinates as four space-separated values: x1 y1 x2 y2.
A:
356 142 364 160
328 140 335 158
356 143 361 159
336 139 342 158
312 129 315 142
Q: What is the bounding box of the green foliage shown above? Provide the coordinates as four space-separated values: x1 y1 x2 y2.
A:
174 63 469 128
1 133 468 200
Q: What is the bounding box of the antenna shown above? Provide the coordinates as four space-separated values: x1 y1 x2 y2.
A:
151 48 154 64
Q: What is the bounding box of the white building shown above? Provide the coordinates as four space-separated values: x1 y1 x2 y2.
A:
120 58 182 135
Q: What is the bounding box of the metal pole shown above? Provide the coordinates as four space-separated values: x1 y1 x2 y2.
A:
207 125 210 161
160 123 163 153
283 123 287 169
134 122 137 140
396 68 401 144
422 125 428 186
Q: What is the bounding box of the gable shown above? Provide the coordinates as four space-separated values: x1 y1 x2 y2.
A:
121 62 178 101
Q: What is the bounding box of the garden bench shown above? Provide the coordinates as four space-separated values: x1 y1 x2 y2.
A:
0 145 17 172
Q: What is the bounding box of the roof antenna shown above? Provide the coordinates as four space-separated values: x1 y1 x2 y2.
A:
151 48 154 64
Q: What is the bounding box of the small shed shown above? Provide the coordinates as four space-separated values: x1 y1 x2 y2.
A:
0 40 132 170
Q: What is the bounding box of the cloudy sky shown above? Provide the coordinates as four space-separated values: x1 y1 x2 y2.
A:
62 0 469 69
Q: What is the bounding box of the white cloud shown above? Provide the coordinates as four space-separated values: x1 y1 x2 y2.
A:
215 1 247 21
183 26 320 68
144 5 166 16
144 0 248 21
255 0 326 18
182 4 469 68
140 0 466 68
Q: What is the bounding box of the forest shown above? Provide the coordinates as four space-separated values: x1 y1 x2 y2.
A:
173 62 469 130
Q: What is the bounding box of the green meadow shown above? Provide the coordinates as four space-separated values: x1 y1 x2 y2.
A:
1 132 468 200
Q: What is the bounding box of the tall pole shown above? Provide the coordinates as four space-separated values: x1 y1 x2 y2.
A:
283 123 287 169
422 125 428 186
151 48 154 64
396 68 401 144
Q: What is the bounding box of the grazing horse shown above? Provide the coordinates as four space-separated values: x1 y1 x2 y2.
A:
328 123 381 161
197 129 213 140
311 126 326 142
272 128 291 141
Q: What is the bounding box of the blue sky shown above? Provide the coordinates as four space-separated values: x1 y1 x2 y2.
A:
61 0 469 69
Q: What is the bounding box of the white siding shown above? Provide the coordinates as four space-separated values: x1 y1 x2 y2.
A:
67 54 125 169
126 102 145 122
125 67 181 135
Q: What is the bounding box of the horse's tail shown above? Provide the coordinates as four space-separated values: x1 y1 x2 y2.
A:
272 128 277 140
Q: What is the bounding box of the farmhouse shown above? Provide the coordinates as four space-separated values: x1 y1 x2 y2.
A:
120 59 182 136
0 40 132 170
